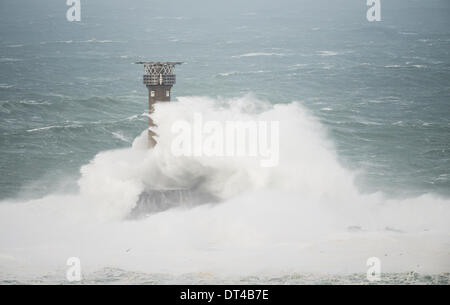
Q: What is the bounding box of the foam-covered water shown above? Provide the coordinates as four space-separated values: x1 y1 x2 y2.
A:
1 0 449 284
0 96 449 283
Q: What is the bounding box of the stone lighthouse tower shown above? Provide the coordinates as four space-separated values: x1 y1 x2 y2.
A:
136 61 182 147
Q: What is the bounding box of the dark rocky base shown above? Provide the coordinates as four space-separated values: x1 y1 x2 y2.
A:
128 189 218 219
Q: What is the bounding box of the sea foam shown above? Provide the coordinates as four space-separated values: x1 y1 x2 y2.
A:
0 95 449 278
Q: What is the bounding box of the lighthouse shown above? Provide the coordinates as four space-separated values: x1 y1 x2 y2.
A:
131 62 218 217
136 61 182 147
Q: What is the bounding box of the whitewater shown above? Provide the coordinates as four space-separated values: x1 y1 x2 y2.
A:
0 95 449 283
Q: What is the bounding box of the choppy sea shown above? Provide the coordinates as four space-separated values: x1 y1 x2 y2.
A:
0 0 449 284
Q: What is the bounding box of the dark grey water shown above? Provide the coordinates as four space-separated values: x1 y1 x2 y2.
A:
1 268 449 285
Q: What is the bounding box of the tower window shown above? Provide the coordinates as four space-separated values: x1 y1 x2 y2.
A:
150 91 155 97
166 90 170 97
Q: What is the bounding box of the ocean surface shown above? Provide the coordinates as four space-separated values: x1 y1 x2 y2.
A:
0 0 449 284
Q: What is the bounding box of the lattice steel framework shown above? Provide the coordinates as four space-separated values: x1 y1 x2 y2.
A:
136 62 182 86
